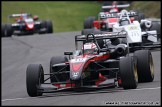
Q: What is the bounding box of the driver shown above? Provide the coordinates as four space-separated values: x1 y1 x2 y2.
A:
119 17 130 26
82 42 98 55
109 8 119 13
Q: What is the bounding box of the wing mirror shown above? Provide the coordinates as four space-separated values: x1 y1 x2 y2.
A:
64 52 73 59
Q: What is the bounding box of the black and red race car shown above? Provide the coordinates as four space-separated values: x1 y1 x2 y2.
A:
26 33 154 97
2 13 53 37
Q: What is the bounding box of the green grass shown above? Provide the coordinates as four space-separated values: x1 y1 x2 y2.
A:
129 1 161 18
2 1 160 33
2 1 101 33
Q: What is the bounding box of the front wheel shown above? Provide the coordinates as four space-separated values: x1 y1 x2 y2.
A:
26 64 44 97
119 56 138 89
50 56 68 83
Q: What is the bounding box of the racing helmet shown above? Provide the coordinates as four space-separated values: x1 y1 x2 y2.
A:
119 17 130 26
109 8 118 13
82 42 98 55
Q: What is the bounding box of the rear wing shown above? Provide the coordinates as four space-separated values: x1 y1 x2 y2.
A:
99 11 138 19
75 31 127 50
8 13 32 18
75 32 127 41
7 13 32 22
102 4 130 9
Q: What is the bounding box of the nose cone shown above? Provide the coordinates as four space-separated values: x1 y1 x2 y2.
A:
70 62 83 80
69 56 94 81
27 24 34 29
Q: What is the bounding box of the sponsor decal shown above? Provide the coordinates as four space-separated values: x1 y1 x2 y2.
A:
127 26 138 30
71 58 86 63
72 72 79 78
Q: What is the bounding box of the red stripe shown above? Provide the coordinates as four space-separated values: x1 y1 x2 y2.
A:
71 63 83 72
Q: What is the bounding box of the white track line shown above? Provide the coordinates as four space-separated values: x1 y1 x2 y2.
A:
1 87 161 102
1 97 31 102
130 87 161 91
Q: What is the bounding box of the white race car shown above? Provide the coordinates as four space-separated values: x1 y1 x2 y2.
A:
82 10 161 52
112 10 160 52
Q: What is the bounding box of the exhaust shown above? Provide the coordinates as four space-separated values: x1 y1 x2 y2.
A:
115 44 127 56
141 20 152 30
110 44 127 58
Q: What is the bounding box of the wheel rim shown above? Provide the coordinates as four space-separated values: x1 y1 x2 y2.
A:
133 61 138 83
149 54 154 78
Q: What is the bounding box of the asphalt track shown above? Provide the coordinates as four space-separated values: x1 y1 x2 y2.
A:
1 31 161 105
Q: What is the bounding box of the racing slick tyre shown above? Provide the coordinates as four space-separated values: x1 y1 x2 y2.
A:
38 21 47 34
2 24 5 37
41 20 46 28
111 38 120 45
84 16 96 29
134 50 154 83
149 21 161 40
5 23 13 37
50 56 68 83
27 31 34 35
81 28 104 49
119 56 138 89
81 28 94 35
46 20 53 33
138 13 145 21
130 10 139 21
26 64 44 97
130 10 145 22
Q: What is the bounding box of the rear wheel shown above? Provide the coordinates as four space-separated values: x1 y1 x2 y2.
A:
38 21 47 34
2 24 5 37
26 64 44 97
46 20 53 33
149 21 161 40
138 13 145 21
84 16 96 29
130 10 145 23
50 56 68 83
5 23 13 37
134 50 154 83
81 28 94 35
119 56 138 89
111 38 120 45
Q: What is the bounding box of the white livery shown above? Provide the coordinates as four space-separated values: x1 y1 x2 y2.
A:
113 10 158 44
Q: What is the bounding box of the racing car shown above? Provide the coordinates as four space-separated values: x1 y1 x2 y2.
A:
83 2 145 30
2 13 53 37
101 1 130 13
26 33 154 97
82 10 161 52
